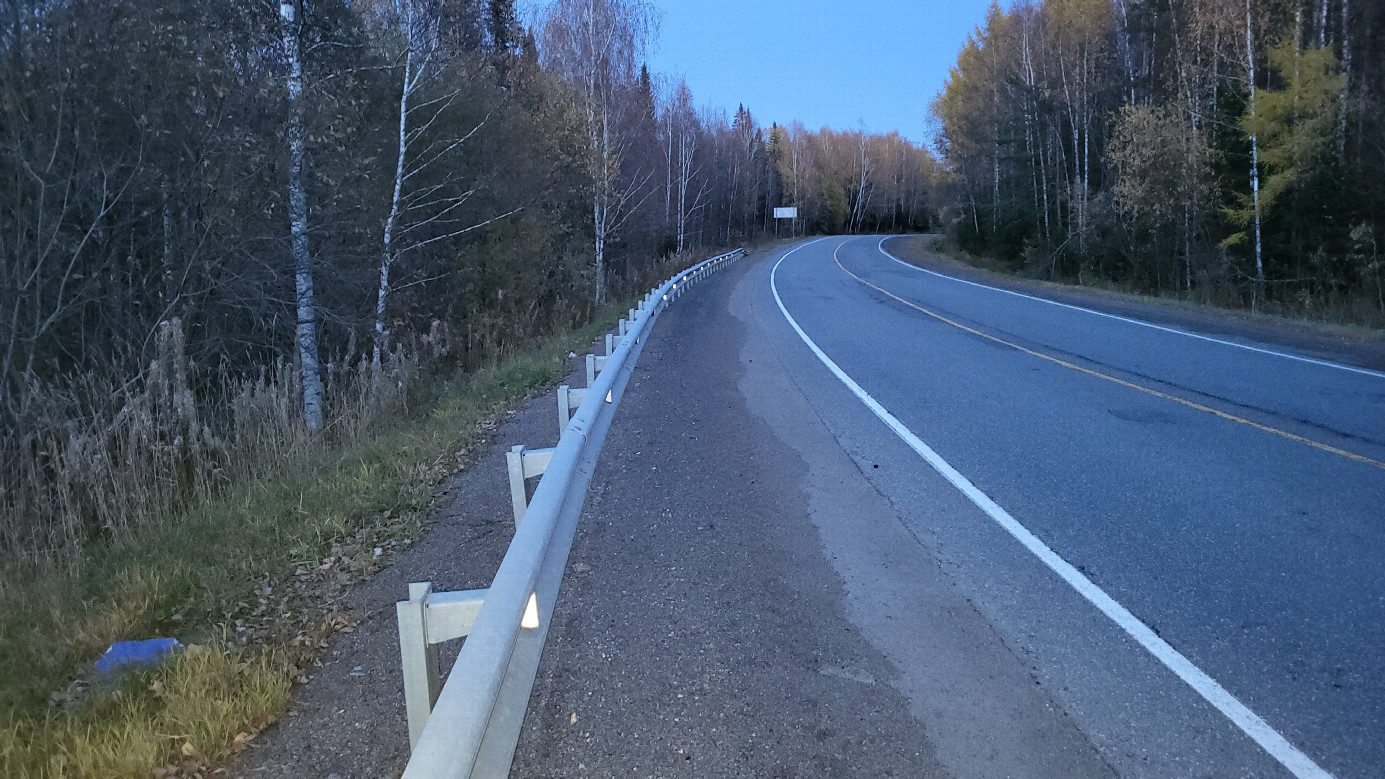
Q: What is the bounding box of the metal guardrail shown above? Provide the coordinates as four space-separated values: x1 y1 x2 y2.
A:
396 248 747 779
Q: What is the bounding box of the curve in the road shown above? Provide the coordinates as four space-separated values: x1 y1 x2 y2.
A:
877 238 1385 380
770 237 1335 779
833 242 1385 472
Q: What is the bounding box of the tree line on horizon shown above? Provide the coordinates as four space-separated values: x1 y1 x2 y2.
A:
0 0 934 564
931 0 1384 318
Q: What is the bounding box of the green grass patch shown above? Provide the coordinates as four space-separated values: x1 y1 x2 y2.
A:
0 305 626 777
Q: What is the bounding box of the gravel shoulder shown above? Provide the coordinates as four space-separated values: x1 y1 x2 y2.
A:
226 355 590 777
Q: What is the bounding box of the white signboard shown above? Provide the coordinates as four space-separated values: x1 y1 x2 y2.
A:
773 207 798 219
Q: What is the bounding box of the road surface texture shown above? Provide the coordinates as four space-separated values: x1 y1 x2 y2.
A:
517 236 1385 778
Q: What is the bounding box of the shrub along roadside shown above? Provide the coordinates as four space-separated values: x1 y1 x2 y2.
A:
0 304 628 778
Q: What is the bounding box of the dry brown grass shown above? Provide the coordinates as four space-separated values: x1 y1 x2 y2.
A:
0 317 448 576
3 644 290 778
0 236 706 776
0 285 657 776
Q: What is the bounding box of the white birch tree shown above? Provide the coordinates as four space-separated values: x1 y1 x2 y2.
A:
538 0 655 305
371 0 519 369
667 79 703 252
1244 0 1265 309
278 0 326 430
849 125 873 234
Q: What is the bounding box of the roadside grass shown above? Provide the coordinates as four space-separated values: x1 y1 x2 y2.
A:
904 235 1385 338
3 645 291 778
0 305 626 778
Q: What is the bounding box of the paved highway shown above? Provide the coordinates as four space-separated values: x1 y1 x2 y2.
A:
762 236 1385 777
513 236 1384 777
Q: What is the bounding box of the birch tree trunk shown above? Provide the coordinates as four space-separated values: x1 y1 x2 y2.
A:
676 129 693 252
280 0 325 431
540 0 654 306
1244 0 1265 311
852 130 872 234
1337 0 1350 160
1114 0 1137 104
1022 25 1043 240
375 36 414 369
663 109 673 228
593 97 610 304
1081 48 1091 253
1060 45 1081 251
370 1 512 365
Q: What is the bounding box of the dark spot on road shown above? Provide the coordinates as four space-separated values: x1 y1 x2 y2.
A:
1108 407 1180 425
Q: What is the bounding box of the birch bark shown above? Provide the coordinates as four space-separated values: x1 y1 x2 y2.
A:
375 24 415 368
1244 0 1265 310
1336 0 1350 160
279 0 325 431
539 0 653 305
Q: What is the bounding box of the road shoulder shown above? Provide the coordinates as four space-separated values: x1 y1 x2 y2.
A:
225 357 587 777
884 236 1385 373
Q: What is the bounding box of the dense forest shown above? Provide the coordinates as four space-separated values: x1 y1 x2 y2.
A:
0 0 934 566
932 0 1384 320
10 0 1382 568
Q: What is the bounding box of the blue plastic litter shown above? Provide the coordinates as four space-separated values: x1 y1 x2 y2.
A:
94 638 183 674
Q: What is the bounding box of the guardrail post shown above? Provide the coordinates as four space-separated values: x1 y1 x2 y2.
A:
397 583 490 752
605 333 614 356
585 354 608 387
398 582 440 749
506 445 556 524
557 384 587 431
618 318 628 337
506 446 528 525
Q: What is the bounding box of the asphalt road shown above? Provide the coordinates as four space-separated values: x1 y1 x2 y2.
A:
513 242 1113 778
757 236 1385 777
232 237 1382 777
515 236 1385 778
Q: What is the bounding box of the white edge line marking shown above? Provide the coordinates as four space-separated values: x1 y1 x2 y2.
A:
873 237 1385 380
769 241 1333 779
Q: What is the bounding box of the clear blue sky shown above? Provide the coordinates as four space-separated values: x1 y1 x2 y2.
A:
645 0 997 144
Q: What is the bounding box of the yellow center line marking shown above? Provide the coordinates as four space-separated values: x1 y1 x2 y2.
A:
830 239 1385 471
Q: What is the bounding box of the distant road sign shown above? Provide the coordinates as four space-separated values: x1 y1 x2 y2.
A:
773 207 798 219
